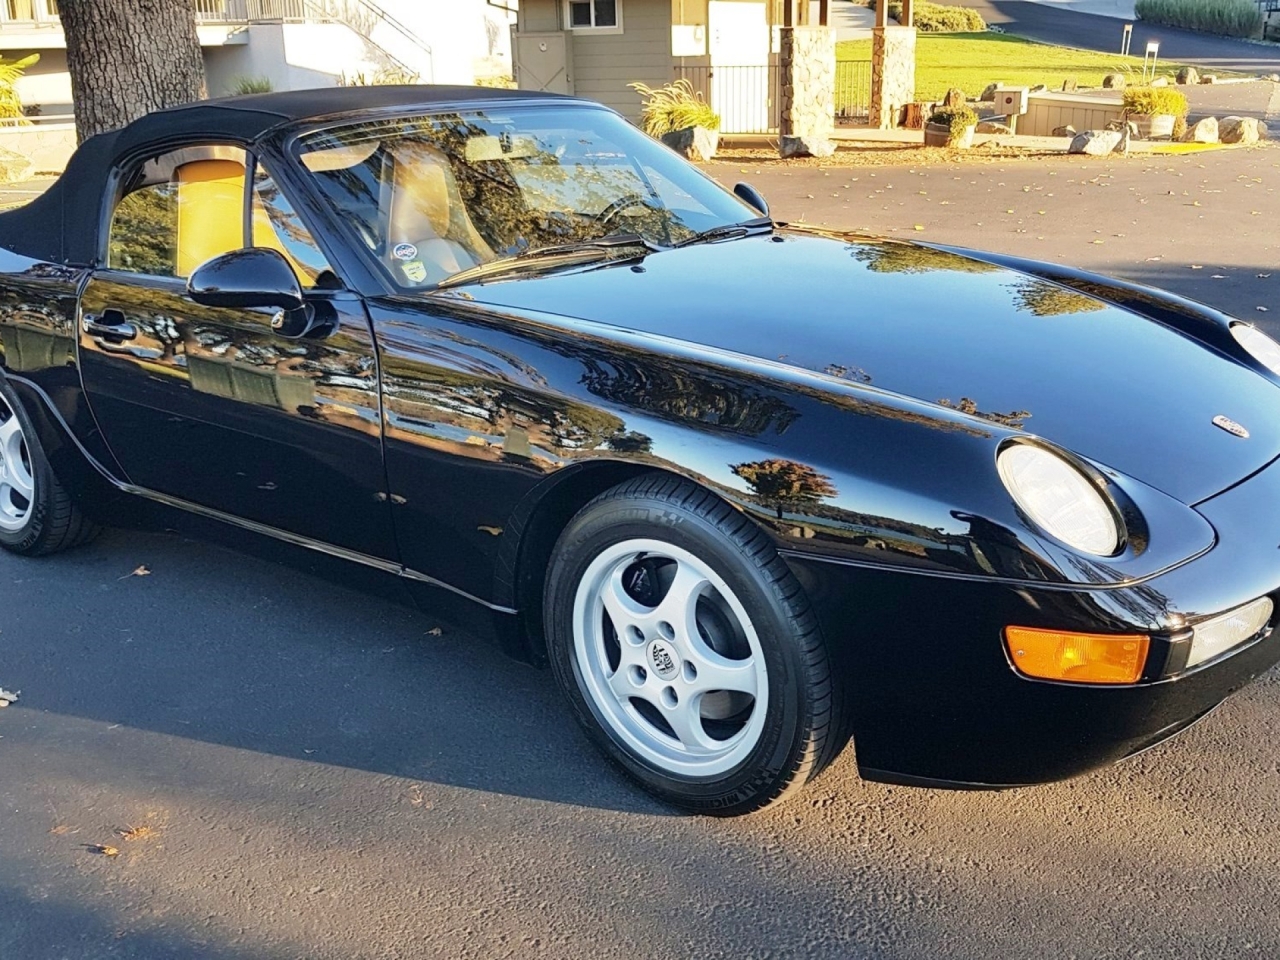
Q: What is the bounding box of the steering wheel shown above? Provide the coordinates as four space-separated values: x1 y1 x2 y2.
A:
593 192 649 227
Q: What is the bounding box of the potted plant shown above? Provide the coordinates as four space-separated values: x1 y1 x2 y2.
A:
924 105 979 148
629 79 721 161
1122 86 1188 140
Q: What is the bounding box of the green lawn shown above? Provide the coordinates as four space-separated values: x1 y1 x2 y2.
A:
837 32 1196 101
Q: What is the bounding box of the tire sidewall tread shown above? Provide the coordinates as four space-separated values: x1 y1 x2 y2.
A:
545 473 844 815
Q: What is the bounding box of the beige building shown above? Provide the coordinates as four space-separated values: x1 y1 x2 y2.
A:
513 0 829 132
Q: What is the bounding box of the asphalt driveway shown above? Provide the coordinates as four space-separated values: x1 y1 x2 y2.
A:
5 144 1280 958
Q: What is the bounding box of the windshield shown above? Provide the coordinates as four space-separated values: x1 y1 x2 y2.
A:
293 104 759 288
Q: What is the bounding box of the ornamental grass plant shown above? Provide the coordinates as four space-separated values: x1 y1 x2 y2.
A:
629 79 720 137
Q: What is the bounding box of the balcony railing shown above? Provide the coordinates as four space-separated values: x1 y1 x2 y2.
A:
0 0 58 25
194 0 311 21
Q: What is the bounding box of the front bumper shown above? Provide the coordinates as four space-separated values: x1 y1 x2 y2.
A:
783 455 1280 788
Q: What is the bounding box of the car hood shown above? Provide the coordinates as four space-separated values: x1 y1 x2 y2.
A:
453 231 1280 504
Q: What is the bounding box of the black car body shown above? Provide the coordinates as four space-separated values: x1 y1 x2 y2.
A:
2 85 1279 803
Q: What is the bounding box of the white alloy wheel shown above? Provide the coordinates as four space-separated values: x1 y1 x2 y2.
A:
571 538 768 778
0 392 34 533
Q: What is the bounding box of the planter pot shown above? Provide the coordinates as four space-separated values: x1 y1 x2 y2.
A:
923 121 950 146
924 121 976 148
1128 113 1177 140
660 125 719 161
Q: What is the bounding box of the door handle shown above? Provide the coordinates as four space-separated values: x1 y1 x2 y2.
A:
83 308 137 343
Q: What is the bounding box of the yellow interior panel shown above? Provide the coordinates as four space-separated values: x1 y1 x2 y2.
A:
175 159 246 277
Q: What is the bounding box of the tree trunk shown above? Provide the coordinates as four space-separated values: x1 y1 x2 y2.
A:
59 0 205 142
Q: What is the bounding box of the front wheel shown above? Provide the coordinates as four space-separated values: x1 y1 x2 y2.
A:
545 475 845 815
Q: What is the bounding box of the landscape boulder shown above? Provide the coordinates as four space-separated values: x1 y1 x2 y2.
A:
1102 73 1126 90
1068 129 1123 155
1219 116 1261 144
980 82 999 101
661 125 718 161
1106 118 1140 138
943 87 966 109
0 148 32 184
976 120 1012 134
1061 78 1078 92
1052 124 1077 137
1182 116 1219 143
1150 76 1169 87
1200 74 1218 84
1176 66 1199 85
779 135 836 159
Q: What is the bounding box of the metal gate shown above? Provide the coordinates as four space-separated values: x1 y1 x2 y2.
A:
674 65 780 135
835 60 871 124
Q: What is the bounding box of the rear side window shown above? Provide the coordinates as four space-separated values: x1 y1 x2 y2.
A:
107 145 248 279
106 146 332 287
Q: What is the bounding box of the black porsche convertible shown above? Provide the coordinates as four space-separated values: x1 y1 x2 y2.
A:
1 85 1278 815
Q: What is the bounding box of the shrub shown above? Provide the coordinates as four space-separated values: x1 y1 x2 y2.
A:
1134 0 1261 37
231 76 273 95
629 79 720 136
1122 85 1189 116
338 67 420 86
929 105 978 138
0 53 38 124
869 0 987 31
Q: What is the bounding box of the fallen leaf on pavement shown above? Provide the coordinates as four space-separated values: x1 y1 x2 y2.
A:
85 844 119 857
1258 306 1270 312
427 627 443 636
0 688 18 707
118 566 150 580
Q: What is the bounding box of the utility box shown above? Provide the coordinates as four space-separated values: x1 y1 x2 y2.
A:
994 87 1030 117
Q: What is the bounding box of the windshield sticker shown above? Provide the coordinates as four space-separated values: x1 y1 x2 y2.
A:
399 260 428 284
392 242 419 261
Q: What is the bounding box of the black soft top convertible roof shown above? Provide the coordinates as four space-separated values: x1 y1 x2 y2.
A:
0 85 575 266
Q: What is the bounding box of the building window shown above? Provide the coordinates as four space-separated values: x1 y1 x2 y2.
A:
566 0 621 31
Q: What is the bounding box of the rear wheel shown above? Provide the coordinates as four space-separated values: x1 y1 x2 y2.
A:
0 379 98 556
545 474 844 815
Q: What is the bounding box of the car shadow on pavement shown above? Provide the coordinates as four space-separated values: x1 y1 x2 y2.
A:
0 524 675 817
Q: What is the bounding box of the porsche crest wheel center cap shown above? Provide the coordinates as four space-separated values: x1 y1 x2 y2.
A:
647 639 679 681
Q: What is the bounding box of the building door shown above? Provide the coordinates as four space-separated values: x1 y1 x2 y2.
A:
514 31 572 94
708 1 770 133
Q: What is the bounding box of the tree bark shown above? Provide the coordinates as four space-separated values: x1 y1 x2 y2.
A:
59 0 205 142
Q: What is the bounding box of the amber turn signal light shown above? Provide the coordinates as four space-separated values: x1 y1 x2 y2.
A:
1004 626 1150 685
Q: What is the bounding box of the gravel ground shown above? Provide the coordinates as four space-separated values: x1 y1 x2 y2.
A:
4 144 1280 959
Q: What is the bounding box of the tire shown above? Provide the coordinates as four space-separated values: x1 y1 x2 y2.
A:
0 378 99 556
544 473 845 815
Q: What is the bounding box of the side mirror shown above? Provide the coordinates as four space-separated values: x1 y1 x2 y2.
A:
187 248 305 312
734 182 770 218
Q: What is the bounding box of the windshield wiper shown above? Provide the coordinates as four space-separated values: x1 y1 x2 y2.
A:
435 234 660 289
673 217 774 248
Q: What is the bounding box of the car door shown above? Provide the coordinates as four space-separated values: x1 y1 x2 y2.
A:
77 143 396 560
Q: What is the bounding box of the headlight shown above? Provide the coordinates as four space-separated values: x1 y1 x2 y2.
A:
1230 322 1280 377
997 443 1122 556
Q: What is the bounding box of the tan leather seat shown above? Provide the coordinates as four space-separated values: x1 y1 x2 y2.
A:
386 143 493 285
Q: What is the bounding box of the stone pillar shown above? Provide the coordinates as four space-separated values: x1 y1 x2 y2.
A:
779 25 836 157
870 25 916 129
